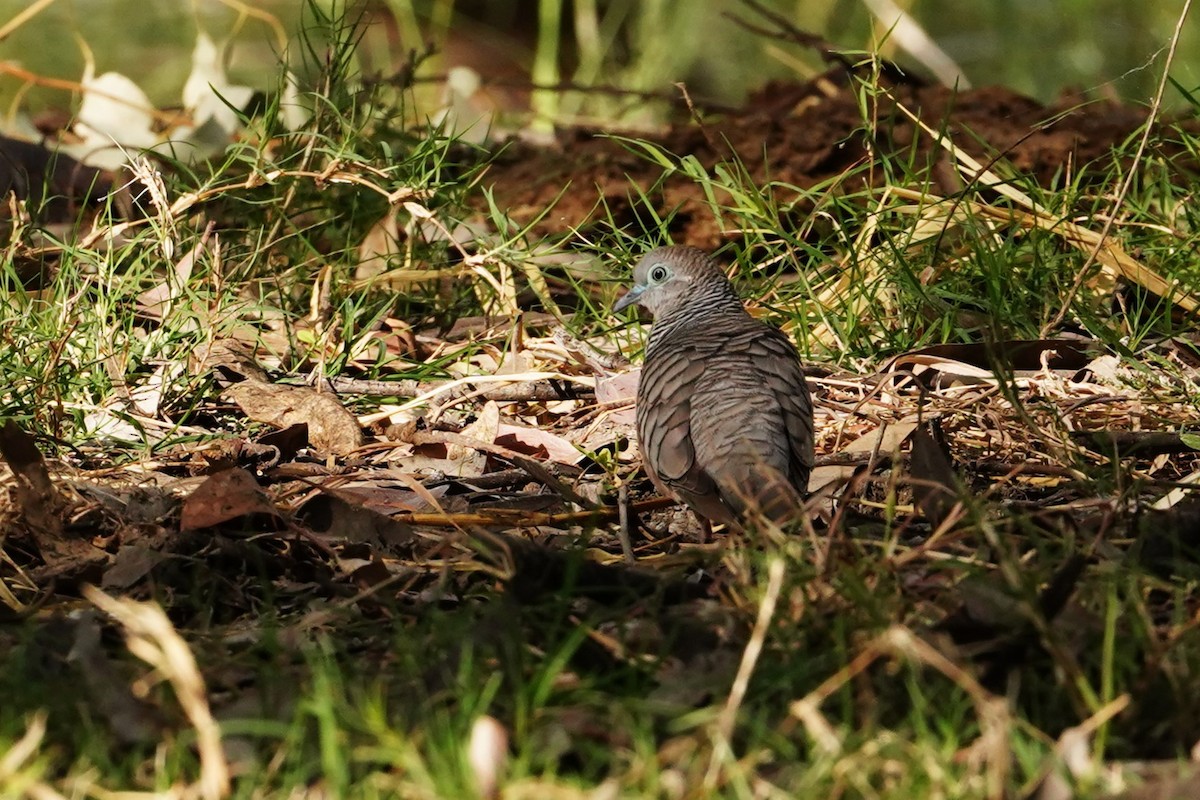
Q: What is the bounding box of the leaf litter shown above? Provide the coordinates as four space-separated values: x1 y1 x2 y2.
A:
4 39 1200 798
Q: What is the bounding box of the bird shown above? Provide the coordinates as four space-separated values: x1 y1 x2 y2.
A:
613 245 814 529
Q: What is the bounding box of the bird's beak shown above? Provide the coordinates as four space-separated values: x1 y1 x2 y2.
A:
612 283 645 314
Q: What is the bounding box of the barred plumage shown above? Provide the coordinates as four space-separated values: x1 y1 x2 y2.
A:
613 246 814 528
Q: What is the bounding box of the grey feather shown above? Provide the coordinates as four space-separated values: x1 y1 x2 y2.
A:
614 246 814 527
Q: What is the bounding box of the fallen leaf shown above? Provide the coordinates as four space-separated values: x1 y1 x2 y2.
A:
223 380 365 456
595 369 639 427
296 494 415 548
910 418 959 528
495 422 581 465
180 468 278 532
445 401 501 477
102 545 168 590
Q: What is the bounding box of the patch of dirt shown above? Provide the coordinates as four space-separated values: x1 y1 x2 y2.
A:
480 70 1190 246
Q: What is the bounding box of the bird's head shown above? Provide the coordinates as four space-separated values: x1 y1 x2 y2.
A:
612 245 740 320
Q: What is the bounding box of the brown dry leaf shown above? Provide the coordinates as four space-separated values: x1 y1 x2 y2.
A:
0 420 64 541
223 380 365 456
179 468 278 532
495 422 581 465
910 419 959 529
196 337 270 382
102 545 168 590
321 481 448 515
296 493 416 548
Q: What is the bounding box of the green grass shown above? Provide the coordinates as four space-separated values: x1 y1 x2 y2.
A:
5 5 1200 800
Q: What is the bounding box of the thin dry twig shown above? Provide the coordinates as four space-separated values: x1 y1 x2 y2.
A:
705 557 786 789
324 375 593 402
83 586 230 800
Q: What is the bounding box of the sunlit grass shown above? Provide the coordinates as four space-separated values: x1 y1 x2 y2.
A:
4 5 1200 800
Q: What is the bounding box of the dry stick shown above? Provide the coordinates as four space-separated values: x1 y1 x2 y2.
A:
213 0 289 50
84 587 230 800
323 375 592 401
1043 0 1194 334
392 372 596 414
391 497 677 528
0 0 55 41
410 429 595 508
725 0 879 76
429 467 540 491
674 81 720 154
616 481 635 563
0 62 178 124
704 557 785 790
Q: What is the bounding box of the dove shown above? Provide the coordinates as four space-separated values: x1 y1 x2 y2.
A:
614 246 813 528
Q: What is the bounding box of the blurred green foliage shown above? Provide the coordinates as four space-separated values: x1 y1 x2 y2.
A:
0 0 1195 122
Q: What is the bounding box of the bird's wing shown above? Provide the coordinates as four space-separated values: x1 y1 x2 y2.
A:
685 326 802 514
636 339 708 494
757 327 815 490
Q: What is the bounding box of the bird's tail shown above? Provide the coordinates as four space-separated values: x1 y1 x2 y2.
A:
722 463 805 528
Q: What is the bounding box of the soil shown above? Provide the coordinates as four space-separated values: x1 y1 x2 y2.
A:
478 69 1189 247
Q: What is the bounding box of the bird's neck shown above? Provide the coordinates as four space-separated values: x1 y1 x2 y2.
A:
647 296 749 352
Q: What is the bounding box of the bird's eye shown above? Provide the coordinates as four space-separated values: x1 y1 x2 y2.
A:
648 265 670 283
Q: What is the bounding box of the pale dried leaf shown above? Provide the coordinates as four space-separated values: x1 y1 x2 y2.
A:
72 70 158 169
223 380 365 456
182 32 254 136
495 422 581 465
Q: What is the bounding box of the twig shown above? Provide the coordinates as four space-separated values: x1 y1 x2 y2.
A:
390 497 677 528
724 0 918 84
411 430 595 509
616 481 635 563
323 375 593 402
705 557 785 790
674 82 719 154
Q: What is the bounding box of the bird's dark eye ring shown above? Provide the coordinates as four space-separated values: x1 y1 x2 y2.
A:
649 265 669 283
